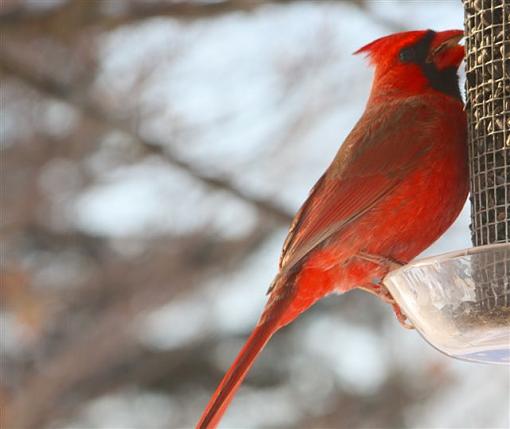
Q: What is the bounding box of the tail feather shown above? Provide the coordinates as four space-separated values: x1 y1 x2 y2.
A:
196 320 277 429
197 271 303 428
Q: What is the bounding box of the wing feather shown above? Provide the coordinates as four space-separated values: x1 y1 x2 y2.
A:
279 97 439 270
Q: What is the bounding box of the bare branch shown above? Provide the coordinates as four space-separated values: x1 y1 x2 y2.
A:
103 0 301 25
353 0 407 33
3 223 275 429
0 49 294 225
0 0 406 44
0 0 304 34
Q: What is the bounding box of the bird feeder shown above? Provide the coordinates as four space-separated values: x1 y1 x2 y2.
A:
384 1 510 364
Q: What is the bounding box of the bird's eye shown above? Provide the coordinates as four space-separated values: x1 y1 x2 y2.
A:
399 47 415 63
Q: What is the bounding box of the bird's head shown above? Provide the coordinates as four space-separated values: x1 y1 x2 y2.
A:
355 29 465 100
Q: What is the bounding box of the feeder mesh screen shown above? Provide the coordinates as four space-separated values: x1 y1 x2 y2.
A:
464 1 510 314
464 0 510 246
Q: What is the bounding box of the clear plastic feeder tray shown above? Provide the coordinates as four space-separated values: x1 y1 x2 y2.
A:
384 243 510 364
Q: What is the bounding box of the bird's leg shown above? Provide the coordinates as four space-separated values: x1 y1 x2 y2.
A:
355 252 414 329
357 284 396 304
359 283 414 329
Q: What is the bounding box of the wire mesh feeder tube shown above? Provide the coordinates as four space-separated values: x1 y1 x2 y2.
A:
383 1 510 364
465 0 509 245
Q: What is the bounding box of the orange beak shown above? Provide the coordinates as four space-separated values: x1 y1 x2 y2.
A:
427 29 465 70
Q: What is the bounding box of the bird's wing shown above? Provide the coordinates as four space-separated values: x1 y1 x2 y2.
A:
279 97 443 271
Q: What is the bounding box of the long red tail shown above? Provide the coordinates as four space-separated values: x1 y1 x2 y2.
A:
197 272 301 428
196 319 278 428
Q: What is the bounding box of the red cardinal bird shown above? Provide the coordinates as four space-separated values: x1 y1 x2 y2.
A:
198 29 468 428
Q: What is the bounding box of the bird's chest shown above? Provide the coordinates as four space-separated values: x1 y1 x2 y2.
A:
373 141 468 258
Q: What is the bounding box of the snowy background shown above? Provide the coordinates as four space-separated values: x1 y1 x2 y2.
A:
2 0 509 428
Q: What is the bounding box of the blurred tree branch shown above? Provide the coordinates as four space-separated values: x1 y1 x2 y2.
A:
0 0 404 41
3 222 275 429
0 48 294 225
0 0 303 37
353 0 405 33
1 6 294 425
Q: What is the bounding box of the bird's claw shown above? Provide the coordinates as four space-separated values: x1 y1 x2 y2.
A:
392 303 414 329
358 284 414 329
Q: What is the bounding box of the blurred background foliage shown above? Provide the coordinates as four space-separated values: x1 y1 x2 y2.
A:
1 0 509 428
